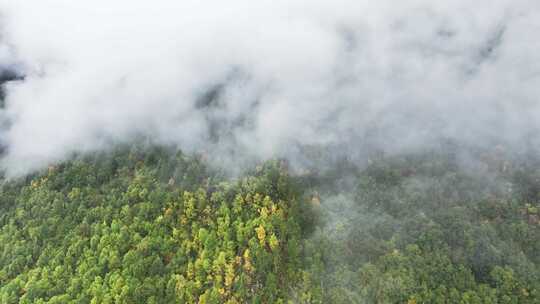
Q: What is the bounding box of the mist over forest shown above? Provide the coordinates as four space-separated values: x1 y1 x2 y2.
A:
1 1 540 303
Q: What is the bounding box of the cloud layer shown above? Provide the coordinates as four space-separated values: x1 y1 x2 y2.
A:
1 0 540 175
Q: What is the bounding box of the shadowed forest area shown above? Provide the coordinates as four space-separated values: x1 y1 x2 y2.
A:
0 146 539 303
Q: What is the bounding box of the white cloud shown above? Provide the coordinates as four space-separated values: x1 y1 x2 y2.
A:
1 0 539 175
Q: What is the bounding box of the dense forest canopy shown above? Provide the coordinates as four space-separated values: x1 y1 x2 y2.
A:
0 146 539 303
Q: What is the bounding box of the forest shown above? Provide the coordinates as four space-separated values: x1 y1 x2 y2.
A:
1 145 539 303
1 1 540 302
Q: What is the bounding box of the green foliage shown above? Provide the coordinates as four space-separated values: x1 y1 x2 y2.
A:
0 149 303 303
2 147 540 303
294 151 540 303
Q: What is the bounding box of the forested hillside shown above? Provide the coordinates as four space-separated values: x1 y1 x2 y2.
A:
2 0 540 303
0 148 306 303
1 147 540 303
296 151 540 303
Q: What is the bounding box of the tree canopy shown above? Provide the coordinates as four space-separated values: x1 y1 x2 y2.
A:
1 147 539 303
